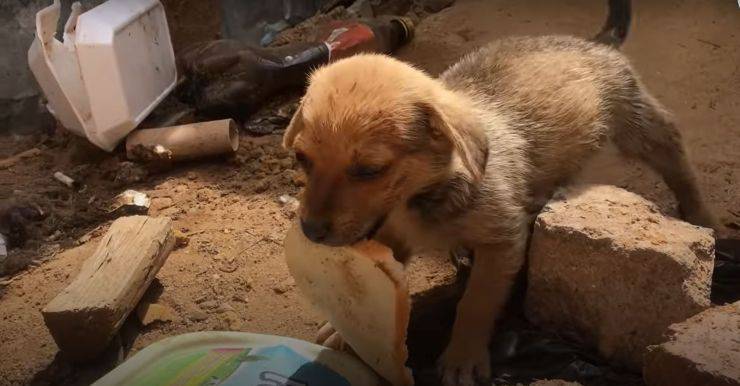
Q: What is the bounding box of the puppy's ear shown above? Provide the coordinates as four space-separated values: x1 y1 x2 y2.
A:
282 101 305 149
419 102 488 181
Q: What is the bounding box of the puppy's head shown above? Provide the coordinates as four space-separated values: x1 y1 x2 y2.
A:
283 54 487 246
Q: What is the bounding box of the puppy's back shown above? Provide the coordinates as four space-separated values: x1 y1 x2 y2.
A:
443 35 638 188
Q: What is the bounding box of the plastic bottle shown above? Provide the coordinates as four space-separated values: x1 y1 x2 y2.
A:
178 16 414 118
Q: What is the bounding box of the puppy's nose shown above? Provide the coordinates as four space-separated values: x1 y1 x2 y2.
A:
301 218 331 242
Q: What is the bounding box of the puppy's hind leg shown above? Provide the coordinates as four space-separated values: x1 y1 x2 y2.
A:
611 92 717 229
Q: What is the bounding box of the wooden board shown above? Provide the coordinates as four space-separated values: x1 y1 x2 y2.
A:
42 216 175 361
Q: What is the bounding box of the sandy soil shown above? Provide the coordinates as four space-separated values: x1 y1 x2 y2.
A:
0 0 738 385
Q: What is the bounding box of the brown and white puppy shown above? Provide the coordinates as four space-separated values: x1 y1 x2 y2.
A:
283 1 715 384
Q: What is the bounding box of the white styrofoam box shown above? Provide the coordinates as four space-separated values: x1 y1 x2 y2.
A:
28 0 177 151
76 0 177 150
28 1 91 138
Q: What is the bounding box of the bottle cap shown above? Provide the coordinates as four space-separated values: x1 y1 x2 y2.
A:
392 16 415 43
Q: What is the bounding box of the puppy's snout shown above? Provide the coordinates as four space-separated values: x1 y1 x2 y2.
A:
300 218 332 243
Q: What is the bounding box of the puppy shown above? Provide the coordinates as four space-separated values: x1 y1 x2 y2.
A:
283 0 715 384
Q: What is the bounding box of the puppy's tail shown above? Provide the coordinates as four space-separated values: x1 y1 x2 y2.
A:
592 0 631 48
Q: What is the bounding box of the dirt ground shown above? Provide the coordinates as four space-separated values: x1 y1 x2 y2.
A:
0 0 738 385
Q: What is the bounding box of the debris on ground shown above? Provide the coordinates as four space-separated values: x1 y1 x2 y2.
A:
173 229 190 249
136 302 178 326
113 161 149 185
188 309 209 322
177 16 414 119
109 190 151 216
644 301 740 386
42 216 175 361
525 185 714 369
243 95 300 135
278 194 300 219
53 171 81 190
126 119 239 164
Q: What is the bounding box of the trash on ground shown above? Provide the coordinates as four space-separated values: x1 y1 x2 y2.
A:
28 0 176 151
243 96 299 135
53 171 81 190
92 331 382 386
278 194 300 219
42 216 175 361
285 223 413 386
109 190 151 215
126 119 239 163
177 16 414 118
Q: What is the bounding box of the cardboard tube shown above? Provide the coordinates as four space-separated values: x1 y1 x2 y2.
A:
126 119 239 162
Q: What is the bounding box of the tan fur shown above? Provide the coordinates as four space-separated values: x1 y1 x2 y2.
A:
284 34 715 385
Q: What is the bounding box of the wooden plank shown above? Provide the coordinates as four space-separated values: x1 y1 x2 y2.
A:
42 216 174 361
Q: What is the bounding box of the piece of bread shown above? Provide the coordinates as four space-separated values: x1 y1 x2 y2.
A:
284 223 413 386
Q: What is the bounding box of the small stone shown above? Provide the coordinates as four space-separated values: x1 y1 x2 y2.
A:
114 162 148 184
187 172 197 180
222 311 243 330
273 277 295 294
218 262 238 273
291 171 306 187
216 303 235 313
173 229 189 249
253 179 269 193
232 294 248 303
278 194 300 219
199 300 219 311
109 190 150 215
189 309 208 322
136 302 176 326
46 230 63 241
278 194 298 206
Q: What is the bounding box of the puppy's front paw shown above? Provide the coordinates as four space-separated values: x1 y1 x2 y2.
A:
438 342 491 386
315 321 345 350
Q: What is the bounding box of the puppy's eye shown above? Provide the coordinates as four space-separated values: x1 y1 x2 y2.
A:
347 164 388 180
295 152 312 172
